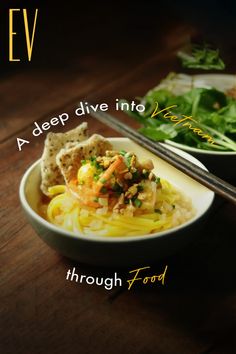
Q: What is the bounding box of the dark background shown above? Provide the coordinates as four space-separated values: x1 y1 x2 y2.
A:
0 0 236 73
1 1 236 354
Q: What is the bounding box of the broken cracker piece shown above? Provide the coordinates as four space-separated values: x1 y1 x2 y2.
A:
56 134 112 183
40 122 88 195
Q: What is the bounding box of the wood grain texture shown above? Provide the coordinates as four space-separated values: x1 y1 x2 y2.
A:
0 19 236 354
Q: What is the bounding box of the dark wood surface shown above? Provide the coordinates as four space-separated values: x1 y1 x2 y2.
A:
0 21 236 354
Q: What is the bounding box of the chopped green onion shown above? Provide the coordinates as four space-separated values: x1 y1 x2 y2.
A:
142 171 149 179
131 171 140 182
126 156 132 168
90 158 101 169
100 186 107 194
119 150 127 156
137 184 144 192
134 198 142 208
112 183 123 193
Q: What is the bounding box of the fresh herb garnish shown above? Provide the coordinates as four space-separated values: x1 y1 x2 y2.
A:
112 182 123 194
155 177 161 184
134 198 142 208
81 160 87 165
123 153 132 168
142 171 149 179
119 150 127 156
177 43 225 70
100 186 107 194
137 184 144 192
90 156 103 170
100 178 107 184
131 171 140 182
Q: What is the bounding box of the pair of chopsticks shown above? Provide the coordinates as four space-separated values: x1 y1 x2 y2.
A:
89 107 236 205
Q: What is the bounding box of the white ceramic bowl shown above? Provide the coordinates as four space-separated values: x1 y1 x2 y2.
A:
19 138 214 267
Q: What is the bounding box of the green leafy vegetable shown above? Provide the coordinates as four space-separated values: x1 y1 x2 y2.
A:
139 124 177 141
122 78 236 152
177 44 225 70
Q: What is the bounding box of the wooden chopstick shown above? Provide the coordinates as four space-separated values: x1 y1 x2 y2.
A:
89 107 236 205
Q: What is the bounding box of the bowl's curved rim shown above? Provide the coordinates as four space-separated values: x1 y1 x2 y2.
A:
19 138 214 243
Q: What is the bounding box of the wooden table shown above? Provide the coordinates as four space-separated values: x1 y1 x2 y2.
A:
1 18 236 354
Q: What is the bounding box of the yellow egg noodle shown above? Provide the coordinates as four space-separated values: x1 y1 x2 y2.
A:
44 179 193 237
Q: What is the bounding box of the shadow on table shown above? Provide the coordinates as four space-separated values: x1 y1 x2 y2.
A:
58 193 236 352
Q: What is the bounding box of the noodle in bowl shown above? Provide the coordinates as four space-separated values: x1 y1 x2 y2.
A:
43 179 195 237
